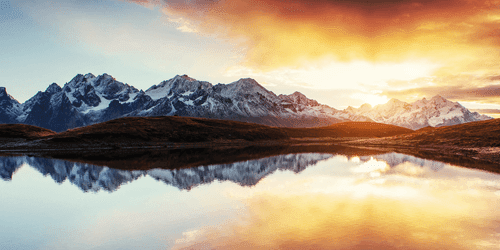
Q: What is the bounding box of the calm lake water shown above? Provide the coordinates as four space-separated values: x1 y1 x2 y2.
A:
1 152 499 249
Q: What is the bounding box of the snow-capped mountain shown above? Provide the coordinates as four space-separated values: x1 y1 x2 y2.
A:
0 73 369 131
0 73 491 131
0 153 334 192
0 87 22 124
135 75 368 126
344 95 492 130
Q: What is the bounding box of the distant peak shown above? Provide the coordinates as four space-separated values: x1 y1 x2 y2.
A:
430 95 450 103
360 103 372 109
290 91 306 97
84 73 95 78
388 98 402 103
239 77 257 82
96 73 117 82
235 78 262 87
0 87 17 102
345 106 356 112
431 95 445 100
176 74 196 81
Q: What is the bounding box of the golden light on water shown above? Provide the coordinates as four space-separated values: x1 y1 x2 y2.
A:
174 156 500 250
175 194 498 249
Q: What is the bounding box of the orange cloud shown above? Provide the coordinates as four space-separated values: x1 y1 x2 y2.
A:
381 74 500 103
124 0 500 73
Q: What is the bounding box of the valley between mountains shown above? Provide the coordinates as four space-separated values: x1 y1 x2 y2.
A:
0 73 498 172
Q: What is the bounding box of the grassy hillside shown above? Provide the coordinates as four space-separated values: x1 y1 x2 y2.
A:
51 116 289 143
0 124 56 139
345 119 500 172
405 118 500 147
42 116 413 143
0 117 498 172
285 121 413 138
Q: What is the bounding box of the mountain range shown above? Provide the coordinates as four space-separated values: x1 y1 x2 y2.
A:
345 96 492 130
0 73 492 131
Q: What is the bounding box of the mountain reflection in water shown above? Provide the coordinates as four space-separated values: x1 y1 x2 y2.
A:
0 153 334 192
1 152 499 250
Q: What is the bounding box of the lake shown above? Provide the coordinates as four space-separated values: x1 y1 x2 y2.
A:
1 151 499 249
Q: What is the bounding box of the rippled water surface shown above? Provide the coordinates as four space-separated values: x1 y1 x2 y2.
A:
1 152 499 249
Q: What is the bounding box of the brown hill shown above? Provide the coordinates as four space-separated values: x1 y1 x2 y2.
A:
0 117 413 162
402 118 500 147
50 116 289 143
40 145 387 171
47 117 412 143
345 119 500 172
285 121 413 138
0 124 56 140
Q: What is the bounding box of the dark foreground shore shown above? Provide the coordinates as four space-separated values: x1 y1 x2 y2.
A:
0 116 498 173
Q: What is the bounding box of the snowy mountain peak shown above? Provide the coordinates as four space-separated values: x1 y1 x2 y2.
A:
344 95 492 130
411 97 429 108
0 87 19 104
46 83 62 94
145 74 212 101
430 95 445 101
429 95 450 105
218 78 274 100
0 86 22 123
3 73 492 131
387 98 405 106
232 78 263 89
359 103 372 112
0 87 7 97
279 91 320 106
345 106 356 112
285 91 308 101
177 74 196 82
100 73 114 79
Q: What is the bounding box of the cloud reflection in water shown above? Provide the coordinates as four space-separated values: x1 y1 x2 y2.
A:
174 154 500 250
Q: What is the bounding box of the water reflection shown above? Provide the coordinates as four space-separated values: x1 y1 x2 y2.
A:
1 152 499 250
0 153 333 192
172 154 500 250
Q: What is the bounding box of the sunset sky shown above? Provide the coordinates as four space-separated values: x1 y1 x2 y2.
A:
2 0 500 113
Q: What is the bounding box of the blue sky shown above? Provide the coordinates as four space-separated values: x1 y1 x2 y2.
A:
1 0 242 103
1 0 500 111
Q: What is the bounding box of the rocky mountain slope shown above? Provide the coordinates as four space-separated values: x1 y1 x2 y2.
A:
0 73 369 131
344 95 492 130
0 73 491 131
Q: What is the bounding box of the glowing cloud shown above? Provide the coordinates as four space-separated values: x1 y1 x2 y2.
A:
124 0 500 71
122 0 500 106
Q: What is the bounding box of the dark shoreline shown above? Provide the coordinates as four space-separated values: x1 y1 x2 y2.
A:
1 138 498 174
0 117 498 173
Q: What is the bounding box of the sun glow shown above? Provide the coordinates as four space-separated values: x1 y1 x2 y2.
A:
226 59 440 89
349 93 389 107
173 156 500 250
